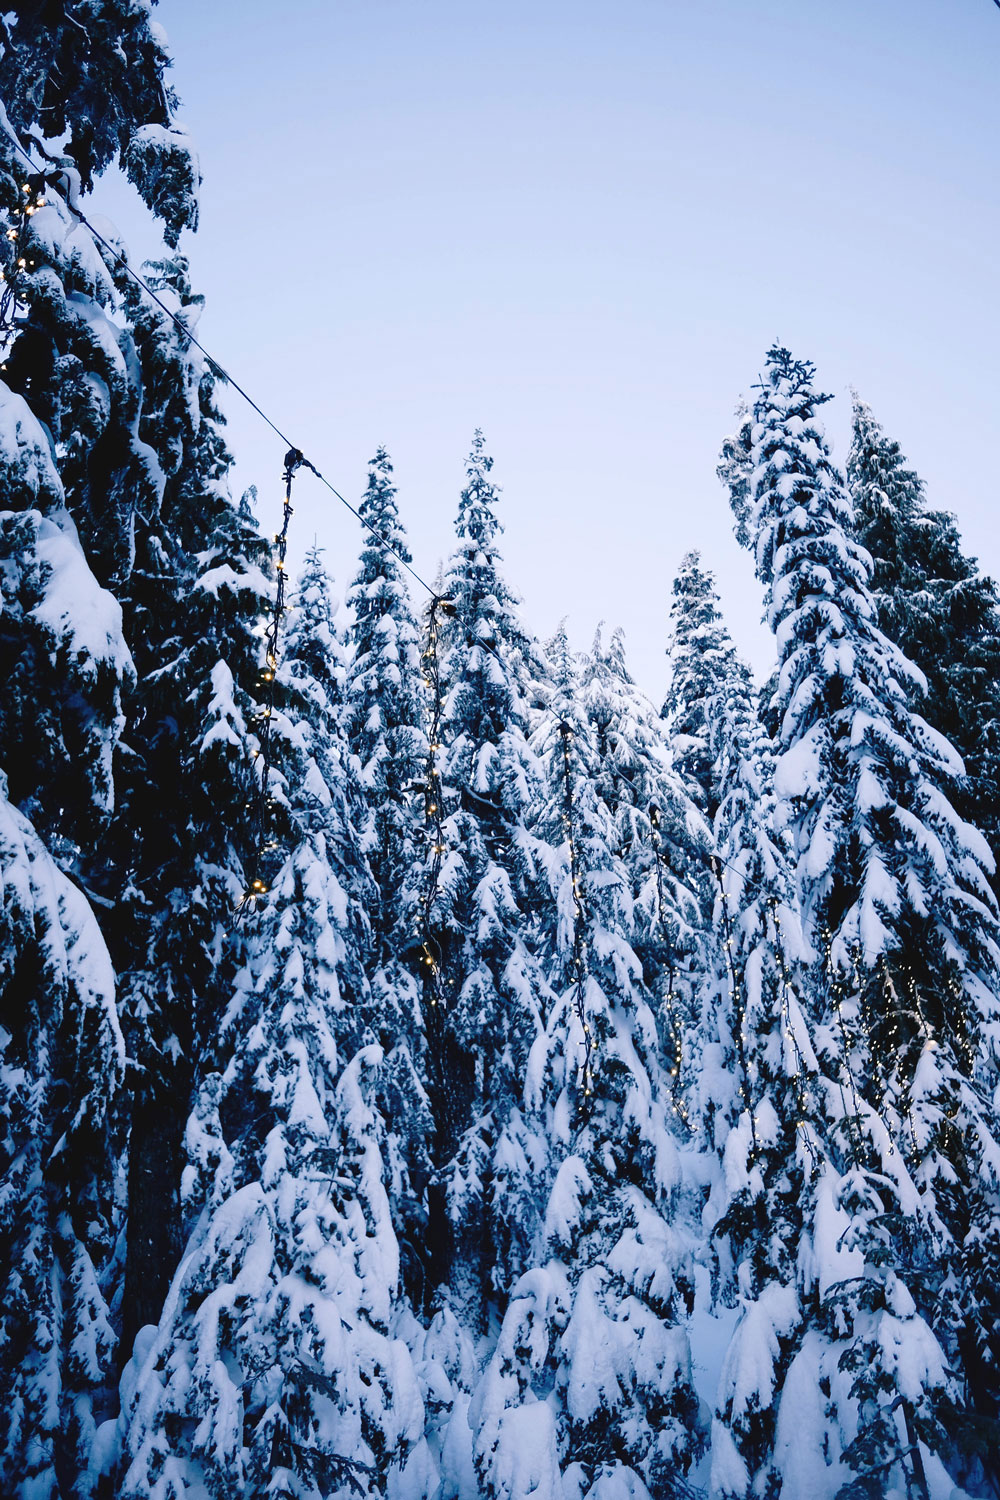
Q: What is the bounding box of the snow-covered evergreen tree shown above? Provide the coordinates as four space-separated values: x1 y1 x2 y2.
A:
118 554 430 1499
346 446 425 945
0 402 130 1498
578 621 709 1155
848 395 1000 892
662 550 740 822
344 452 432 1302
469 629 705 1499
0 11 202 1493
100 254 271 1354
695 650 955 1500
413 431 553 1325
726 343 1000 1494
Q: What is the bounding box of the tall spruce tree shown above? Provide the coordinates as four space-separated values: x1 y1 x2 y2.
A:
662 550 740 822
344 453 432 1305
346 446 425 944
469 629 706 1499
700 651 957 1500
0 11 203 1494
118 554 430 1499
580 623 709 1136
726 343 1000 1495
847 395 1000 891
415 431 553 1322
0 396 131 1499
104 255 270 1354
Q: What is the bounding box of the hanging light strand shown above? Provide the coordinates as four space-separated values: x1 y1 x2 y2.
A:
0 173 45 341
239 447 303 910
559 720 594 1103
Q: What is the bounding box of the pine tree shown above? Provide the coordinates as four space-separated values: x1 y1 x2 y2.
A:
344 453 433 1305
346 446 425 947
100 255 270 1355
695 652 952 1500
0 13 201 1492
848 395 1000 891
415 431 552 1325
727 343 1000 1494
0 405 129 1497
662 550 740 822
469 630 706 1499
581 623 709 1137
118 555 429 1499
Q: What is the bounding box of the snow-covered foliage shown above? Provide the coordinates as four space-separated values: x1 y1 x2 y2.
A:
662 551 739 822
347 447 426 955
3 13 1000 1492
713 342 1000 1496
0 790 124 1499
848 394 1000 896
467 636 707 1498
410 431 555 1331
118 554 427 1498
0 9 206 1492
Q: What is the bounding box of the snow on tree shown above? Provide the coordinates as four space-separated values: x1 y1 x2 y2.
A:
580 622 708 1133
117 553 429 1500
693 649 952 1500
716 400 754 553
848 394 1000 895
0 395 130 1500
0 3 213 1434
0 789 126 1500
0 4 199 233
662 550 740 822
469 630 706 1499
412 430 554 1330
346 446 425 952
344 452 433 1304
99 254 271 1357
726 343 1000 1494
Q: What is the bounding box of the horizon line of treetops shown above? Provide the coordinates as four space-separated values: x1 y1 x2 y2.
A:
5 10 1000 1500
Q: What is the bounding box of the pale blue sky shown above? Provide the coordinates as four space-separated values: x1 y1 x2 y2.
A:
99 0 1000 695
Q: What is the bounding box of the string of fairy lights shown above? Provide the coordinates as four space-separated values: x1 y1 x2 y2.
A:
240 448 305 908
0 133 979 1149
417 595 454 1006
0 172 46 337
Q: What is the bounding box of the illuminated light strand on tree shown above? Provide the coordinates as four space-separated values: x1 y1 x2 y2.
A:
711 855 759 1162
240 447 304 907
558 719 595 1103
649 804 690 1129
417 594 454 1006
0 174 46 342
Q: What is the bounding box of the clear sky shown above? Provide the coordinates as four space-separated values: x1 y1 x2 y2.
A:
98 0 1000 697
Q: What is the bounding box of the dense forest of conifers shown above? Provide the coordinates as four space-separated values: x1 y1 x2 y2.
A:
3 7 1000 1500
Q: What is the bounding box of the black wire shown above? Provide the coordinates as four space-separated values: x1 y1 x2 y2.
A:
1 131 438 600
